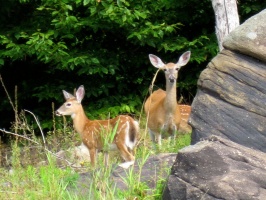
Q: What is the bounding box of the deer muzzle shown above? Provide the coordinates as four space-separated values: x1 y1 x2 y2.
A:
55 110 63 116
169 75 176 83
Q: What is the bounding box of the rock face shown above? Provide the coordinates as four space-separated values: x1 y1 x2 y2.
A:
163 10 266 200
190 9 266 152
163 135 266 200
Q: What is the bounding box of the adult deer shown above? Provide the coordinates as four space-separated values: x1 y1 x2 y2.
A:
56 85 139 169
144 51 192 145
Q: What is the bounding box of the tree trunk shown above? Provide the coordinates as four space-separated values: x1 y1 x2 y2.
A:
212 0 239 51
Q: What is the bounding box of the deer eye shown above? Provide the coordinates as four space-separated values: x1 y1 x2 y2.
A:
66 103 72 107
163 69 167 72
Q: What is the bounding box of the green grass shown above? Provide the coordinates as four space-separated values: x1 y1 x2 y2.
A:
0 152 79 200
0 122 191 200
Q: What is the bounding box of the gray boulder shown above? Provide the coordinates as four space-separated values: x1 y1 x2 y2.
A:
190 9 266 151
223 9 266 63
163 135 266 200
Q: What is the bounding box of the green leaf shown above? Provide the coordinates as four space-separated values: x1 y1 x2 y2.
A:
245 7 252 14
91 58 100 64
117 0 122 7
65 5 73 10
47 40 53 46
14 33 21 40
90 6 97 15
134 10 147 19
101 67 108 74
66 16 78 22
52 11 59 16
0 59 4 65
106 5 114 14
36 6 44 11
6 43 15 48
165 26 174 32
83 0 90 6
122 15 127 22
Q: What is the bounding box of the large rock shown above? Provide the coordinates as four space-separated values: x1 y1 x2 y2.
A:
163 135 266 200
223 9 266 63
190 9 266 151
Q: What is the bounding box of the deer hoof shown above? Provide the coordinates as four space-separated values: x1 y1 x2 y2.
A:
118 161 134 169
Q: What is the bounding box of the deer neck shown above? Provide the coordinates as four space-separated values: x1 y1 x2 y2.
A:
72 106 90 135
164 80 177 115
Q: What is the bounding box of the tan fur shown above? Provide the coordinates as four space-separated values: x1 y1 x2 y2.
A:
179 104 192 133
145 89 181 138
56 86 139 168
145 52 192 145
179 104 192 123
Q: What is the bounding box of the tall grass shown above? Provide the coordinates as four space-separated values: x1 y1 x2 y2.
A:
0 151 79 200
0 124 191 199
0 74 191 199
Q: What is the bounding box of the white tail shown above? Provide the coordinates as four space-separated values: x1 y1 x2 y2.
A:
144 51 192 145
56 85 139 169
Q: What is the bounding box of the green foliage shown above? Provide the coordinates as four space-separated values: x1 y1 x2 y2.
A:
88 167 118 199
101 119 119 152
238 0 266 21
0 151 79 199
0 0 264 130
11 141 22 169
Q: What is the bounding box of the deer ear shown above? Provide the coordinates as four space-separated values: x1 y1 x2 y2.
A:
149 54 165 69
177 51 191 67
76 85 85 103
62 90 74 100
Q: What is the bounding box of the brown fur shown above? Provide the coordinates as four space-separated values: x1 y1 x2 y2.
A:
56 86 139 168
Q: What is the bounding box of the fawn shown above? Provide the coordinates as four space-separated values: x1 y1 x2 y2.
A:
56 85 139 168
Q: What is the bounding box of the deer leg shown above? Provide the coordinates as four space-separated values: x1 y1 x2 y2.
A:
116 143 135 169
118 144 135 162
168 125 177 145
148 128 163 151
171 125 177 140
148 129 155 143
148 128 158 144
88 147 96 167
157 133 162 146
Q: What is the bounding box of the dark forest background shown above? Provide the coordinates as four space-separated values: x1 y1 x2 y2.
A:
0 0 265 140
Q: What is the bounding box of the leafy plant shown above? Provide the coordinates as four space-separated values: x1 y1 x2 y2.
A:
0 0 222 130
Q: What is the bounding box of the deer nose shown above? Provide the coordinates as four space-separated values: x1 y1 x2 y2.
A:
169 75 176 83
169 78 175 83
55 110 62 116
